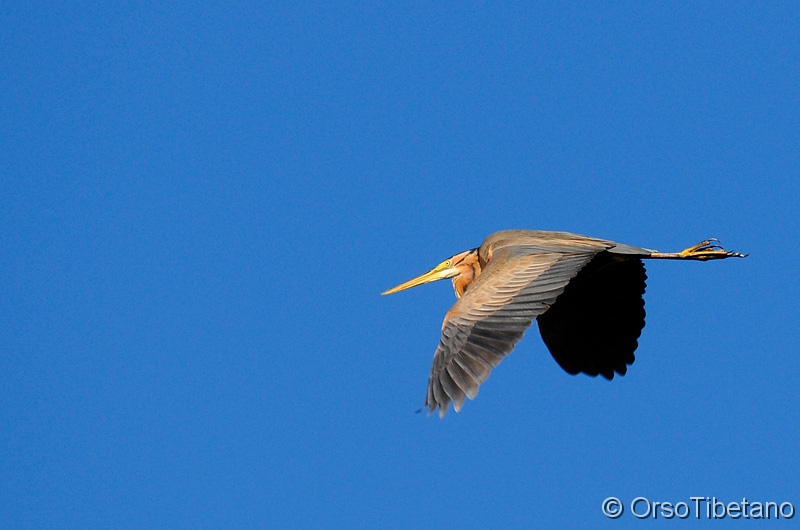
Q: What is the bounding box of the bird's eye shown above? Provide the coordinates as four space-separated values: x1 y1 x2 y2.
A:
444 260 451 267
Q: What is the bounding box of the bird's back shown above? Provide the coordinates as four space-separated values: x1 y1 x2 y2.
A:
478 230 650 264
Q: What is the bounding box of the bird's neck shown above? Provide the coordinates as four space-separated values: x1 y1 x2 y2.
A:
452 254 481 298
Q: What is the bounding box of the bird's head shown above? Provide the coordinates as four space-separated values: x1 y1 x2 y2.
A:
382 248 480 298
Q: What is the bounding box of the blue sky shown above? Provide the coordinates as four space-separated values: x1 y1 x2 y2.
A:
2 2 799 528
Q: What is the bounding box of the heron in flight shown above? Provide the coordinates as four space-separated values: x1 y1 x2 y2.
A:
382 230 746 417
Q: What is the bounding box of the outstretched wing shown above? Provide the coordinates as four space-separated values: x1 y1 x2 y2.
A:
537 252 647 380
425 247 601 417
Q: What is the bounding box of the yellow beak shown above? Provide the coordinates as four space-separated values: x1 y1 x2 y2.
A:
381 261 457 295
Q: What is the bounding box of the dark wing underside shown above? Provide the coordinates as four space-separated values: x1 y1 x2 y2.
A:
537 252 647 379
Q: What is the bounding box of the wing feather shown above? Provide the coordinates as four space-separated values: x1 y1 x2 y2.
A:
438 368 465 413
425 248 601 416
447 362 478 399
537 252 647 380
453 355 487 390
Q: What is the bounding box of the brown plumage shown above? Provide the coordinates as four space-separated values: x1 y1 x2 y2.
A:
382 230 746 417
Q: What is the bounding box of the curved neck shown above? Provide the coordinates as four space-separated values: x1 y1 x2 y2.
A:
451 250 481 298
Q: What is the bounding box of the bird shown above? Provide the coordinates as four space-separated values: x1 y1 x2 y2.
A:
382 230 746 417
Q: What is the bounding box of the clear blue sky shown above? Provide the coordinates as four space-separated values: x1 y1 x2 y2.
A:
2 2 798 528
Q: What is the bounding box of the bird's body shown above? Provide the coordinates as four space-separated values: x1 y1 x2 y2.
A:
382 230 745 417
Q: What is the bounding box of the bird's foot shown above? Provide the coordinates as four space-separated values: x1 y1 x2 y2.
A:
678 239 748 261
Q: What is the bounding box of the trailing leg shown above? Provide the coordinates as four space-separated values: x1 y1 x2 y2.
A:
647 239 747 261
